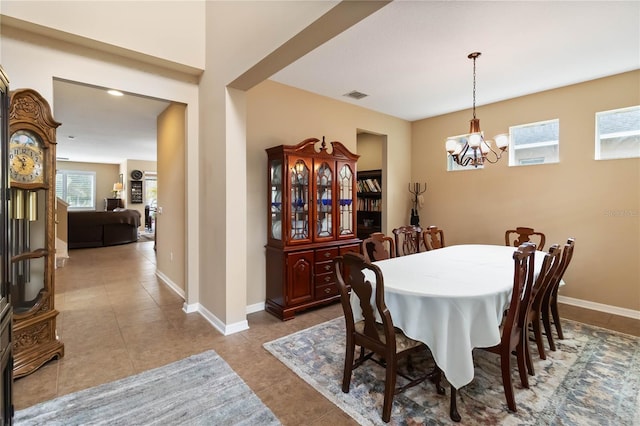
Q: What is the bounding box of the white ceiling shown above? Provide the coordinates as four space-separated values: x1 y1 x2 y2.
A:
54 1 639 164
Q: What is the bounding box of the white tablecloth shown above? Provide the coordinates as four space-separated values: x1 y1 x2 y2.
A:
357 244 545 389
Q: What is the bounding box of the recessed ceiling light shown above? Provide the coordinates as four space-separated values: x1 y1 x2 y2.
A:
107 89 124 97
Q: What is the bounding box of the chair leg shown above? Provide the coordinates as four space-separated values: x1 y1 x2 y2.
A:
532 316 546 360
541 305 556 351
449 385 461 422
516 340 529 389
381 359 397 422
523 332 535 377
550 295 564 340
501 350 517 412
342 338 355 393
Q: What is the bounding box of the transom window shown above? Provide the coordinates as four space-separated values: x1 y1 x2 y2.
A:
595 106 640 160
55 170 96 210
509 119 559 166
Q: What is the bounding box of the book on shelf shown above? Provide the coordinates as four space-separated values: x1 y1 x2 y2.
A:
358 178 381 193
357 198 382 212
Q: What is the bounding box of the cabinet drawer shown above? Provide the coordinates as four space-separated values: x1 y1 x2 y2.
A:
315 260 334 275
315 271 336 286
315 247 339 262
315 282 339 298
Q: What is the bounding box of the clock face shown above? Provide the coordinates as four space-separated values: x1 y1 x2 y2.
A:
9 130 45 185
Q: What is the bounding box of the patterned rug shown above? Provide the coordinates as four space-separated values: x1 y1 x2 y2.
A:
14 350 280 426
264 317 640 425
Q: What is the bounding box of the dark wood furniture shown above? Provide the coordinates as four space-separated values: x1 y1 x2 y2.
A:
473 243 536 414
335 252 443 422
356 169 382 239
361 232 395 263
8 88 64 378
392 225 422 256
423 225 445 251
104 197 124 211
265 138 360 320
505 226 546 251
522 244 561 372
0 66 13 425
542 238 575 350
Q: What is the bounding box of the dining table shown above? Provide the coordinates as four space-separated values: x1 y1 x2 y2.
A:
356 244 547 421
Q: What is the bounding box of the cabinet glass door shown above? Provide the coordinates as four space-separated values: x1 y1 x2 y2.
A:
269 159 283 240
289 159 309 240
338 164 354 236
315 162 332 238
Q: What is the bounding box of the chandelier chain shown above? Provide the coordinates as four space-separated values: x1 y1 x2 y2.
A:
472 55 477 120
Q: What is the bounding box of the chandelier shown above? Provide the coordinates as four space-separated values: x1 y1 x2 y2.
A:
445 52 509 167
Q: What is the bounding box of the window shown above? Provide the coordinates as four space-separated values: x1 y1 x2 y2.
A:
595 106 640 160
55 170 96 210
509 119 559 166
144 172 157 207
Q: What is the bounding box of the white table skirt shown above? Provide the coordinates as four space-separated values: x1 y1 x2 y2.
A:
356 244 546 389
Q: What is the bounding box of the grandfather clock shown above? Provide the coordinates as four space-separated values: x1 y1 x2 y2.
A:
8 88 64 378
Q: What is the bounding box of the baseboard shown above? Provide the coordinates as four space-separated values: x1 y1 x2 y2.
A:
558 295 640 320
155 271 185 299
194 303 249 336
246 301 265 314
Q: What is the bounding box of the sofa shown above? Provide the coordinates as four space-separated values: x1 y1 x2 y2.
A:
68 209 141 249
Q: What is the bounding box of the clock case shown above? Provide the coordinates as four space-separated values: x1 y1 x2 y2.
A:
8 89 64 378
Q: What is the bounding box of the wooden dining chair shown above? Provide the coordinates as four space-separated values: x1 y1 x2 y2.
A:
505 227 546 251
477 242 536 412
521 244 562 374
423 225 445 251
361 232 396 263
392 225 422 257
334 252 444 423
541 238 576 351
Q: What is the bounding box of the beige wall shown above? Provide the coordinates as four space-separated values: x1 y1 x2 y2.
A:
56 161 120 211
357 133 384 171
1 1 205 70
411 71 640 312
246 80 411 306
157 103 186 292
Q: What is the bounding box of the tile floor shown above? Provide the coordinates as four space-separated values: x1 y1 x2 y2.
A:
12 241 639 424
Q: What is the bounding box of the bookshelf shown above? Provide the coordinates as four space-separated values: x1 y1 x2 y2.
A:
357 169 382 239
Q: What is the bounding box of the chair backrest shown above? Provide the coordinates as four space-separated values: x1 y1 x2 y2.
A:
522 244 562 324
335 252 396 352
502 242 536 345
505 227 546 251
423 225 445 251
542 238 576 303
392 225 422 257
361 232 396 263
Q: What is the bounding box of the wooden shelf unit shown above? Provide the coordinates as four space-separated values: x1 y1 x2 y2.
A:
356 169 382 239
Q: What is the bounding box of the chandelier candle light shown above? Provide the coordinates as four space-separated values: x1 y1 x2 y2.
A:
446 52 509 167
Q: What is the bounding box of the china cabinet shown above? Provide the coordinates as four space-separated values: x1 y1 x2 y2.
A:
8 88 64 378
265 137 360 320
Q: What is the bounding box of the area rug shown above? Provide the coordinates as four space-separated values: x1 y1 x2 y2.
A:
15 350 280 426
138 231 155 242
264 317 640 425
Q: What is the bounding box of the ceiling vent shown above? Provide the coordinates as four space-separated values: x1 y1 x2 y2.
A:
343 90 368 100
